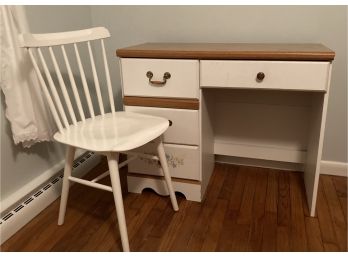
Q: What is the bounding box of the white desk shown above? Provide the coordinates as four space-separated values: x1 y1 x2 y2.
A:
116 43 335 217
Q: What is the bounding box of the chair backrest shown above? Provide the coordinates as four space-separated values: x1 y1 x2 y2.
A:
19 27 115 133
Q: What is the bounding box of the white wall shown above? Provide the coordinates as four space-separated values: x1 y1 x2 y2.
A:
90 5 347 163
0 6 92 212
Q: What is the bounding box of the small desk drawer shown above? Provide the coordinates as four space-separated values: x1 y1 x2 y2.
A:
121 58 199 98
200 60 330 91
129 143 200 181
125 106 199 145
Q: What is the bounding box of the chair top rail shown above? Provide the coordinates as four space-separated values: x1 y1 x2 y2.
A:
19 27 110 48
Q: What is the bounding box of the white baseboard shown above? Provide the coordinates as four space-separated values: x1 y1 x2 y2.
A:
0 152 101 245
320 160 348 177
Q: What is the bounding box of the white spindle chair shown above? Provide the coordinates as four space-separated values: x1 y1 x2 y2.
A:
19 27 178 252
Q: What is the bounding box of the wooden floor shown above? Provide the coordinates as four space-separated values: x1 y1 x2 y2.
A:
1 159 347 252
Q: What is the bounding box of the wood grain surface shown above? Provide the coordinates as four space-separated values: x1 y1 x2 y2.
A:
116 43 335 61
123 96 199 110
1 159 346 252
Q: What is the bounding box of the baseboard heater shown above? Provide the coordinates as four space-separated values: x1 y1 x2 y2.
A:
0 151 101 245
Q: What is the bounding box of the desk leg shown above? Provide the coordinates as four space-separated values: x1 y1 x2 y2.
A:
200 89 215 199
305 92 330 217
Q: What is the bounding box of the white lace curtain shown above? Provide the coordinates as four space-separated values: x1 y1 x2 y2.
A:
0 6 56 147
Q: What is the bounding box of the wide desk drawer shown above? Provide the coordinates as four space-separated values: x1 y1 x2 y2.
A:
128 143 200 181
125 106 199 145
121 58 199 98
200 60 330 91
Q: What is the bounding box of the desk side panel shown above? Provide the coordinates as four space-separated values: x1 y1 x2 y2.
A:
200 90 215 198
304 64 332 217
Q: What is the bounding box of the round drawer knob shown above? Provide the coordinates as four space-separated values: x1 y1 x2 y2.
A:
168 120 173 126
256 72 265 82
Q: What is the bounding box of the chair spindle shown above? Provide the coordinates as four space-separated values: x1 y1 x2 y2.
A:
74 43 95 118
87 41 104 115
28 48 63 132
38 48 69 128
61 45 86 122
101 39 115 113
49 46 77 125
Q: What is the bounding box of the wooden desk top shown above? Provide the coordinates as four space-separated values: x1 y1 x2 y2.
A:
116 43 335 61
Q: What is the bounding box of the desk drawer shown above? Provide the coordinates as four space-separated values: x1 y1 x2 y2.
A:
129 143 200 181
125 106 199 145
200 60 330 91
121 58 199 98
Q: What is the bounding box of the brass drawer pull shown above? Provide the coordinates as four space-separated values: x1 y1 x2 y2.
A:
146 71 171 86
256 72 265 82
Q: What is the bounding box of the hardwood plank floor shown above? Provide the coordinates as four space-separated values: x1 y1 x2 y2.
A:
1 160 347 252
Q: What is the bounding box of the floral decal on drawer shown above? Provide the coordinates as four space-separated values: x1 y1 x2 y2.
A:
139 153 184 169
166 153 184 168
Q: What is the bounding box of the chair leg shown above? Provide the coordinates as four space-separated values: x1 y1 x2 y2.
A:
107 152 130 252
58 146 76 225
156 138 179 211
